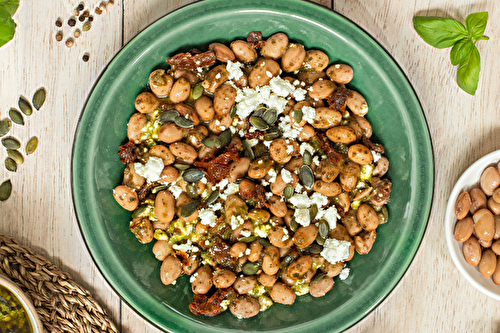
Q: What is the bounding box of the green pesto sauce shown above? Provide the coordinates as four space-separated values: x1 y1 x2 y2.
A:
0 285 32 333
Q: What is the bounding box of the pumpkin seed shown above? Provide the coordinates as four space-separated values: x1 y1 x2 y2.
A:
32 88 46 110
311 272 326 285
223 228 232 240
182 168 205 183
132 204 148 218
0 180 12 201
18 97 32 116
249 116 269 131
202 137 222 149
2 137 21 150
151 184 168 194
185 184 198 199
281 254 294 267
263 127 280 141
206 189 220 205
180 201 198 217
299 165 314 189
174 116 194 128
229 105 237 119
191 83 204 100
284 185 294 200
262 107 278 125
5 158 16 172
0 119 11 137
377 205 389 224
157 110 179 124
7 150 23 165
318 220 329 239
238 235 257 243
310 139 321 151
9 109 24 125
25 137 38 155
289 216 298 232
315 234 326 245
217 129 232 148
253 143 268 159
174 163 190 171
309 204 318 221
242 140 255 160
259 238 272 247
303 150 312 166
308 244 323 254
242 262 260 275
293 109 302 124
253 106 266 118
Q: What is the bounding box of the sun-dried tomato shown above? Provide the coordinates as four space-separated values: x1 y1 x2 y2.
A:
247 31 264 49
189 287 235 317
370 177 392 207
118 140 138 165
175 251 189 266
166 51 216 70
136 181 159 201
244 130 265 140
327 86 352 111
210 237 232 267
194 148 240 183
254 184 269 209
318 133 342 165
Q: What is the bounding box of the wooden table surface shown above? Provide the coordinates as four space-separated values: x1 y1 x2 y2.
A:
1 0 499 332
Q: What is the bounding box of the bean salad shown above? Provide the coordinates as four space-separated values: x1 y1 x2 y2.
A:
112 31 392 318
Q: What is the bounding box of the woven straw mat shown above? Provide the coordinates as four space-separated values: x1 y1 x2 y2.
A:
0 233 119 333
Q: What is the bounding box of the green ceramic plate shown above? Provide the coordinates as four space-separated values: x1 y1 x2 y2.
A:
72 0 434 332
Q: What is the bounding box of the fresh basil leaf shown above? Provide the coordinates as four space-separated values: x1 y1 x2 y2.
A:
465 12 488 40
413 16 467 48
0 0 19 16
0 15 15 48
0 1 17 48
457 45 480 95
450 38 473 66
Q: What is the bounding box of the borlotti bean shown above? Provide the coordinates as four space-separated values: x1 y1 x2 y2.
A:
454 161 500 282
113 31 392 318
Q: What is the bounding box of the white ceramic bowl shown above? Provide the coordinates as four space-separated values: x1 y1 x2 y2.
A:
445 149 500 300
0 274 43 332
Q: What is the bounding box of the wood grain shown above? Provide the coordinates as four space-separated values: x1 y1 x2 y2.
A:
1 0 499 332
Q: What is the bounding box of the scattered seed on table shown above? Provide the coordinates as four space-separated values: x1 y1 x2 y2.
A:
55 31 63 42
83 10 89 18
72 9 80 16
2 137 21 150
0 180 12 201
99 2 106 11
25 137 38 155
77 2 84 11
82 53 90 62
7 149 24 165
5 158 17 172
32 88 46 110
18 97 32 116
68 17 76 27
79 15 85 22
74 29 81 38
8 109 24 125
66 38 74 48
88 16 93 22
108 0 114 7
55 19 62 27
0 119 11 137
95 7 102 15
82 21 91 32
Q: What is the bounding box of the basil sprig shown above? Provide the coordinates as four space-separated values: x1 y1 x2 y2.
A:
413 12 489 95
0 0 19 48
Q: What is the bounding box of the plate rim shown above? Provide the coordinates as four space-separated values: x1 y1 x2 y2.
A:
71 0 435 332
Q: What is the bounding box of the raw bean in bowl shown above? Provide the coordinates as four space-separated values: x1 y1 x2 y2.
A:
473 208 495 242
454 217 474 243
479 249 497 277
470 188 487 214
455 191 471 220
462 236 482 266
481 166 500 196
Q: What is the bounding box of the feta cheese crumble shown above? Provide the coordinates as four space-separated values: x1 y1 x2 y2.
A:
339 266 350 280
281 168 293 183
301 106 316 124
134 157 164 182
320 238 351 264
199 208 218 227
226 60 244 80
